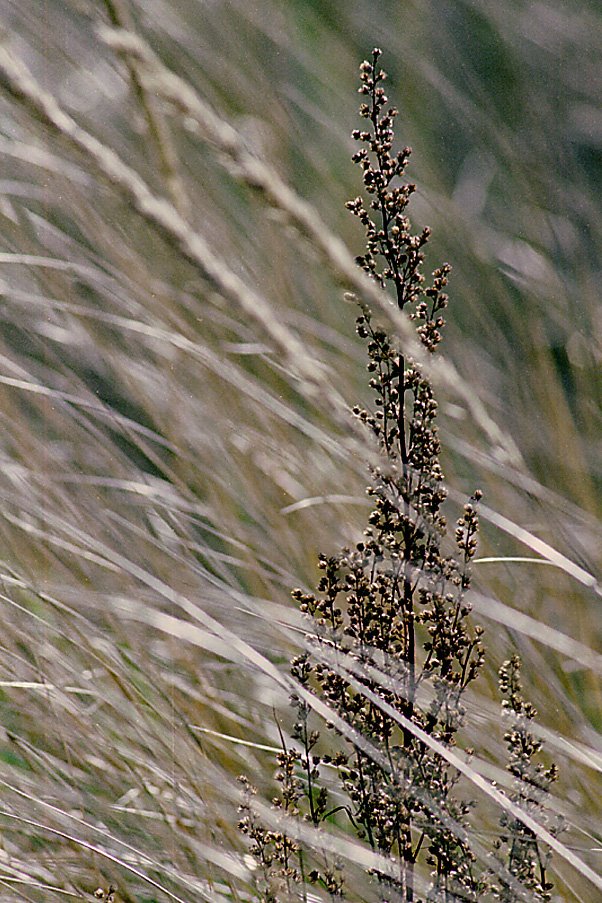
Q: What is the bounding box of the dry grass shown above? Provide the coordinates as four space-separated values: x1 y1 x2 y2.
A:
0 1 599 900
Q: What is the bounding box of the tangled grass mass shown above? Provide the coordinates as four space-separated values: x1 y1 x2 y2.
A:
0 2 599 902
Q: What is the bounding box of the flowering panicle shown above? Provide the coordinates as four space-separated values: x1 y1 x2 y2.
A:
491 657 561 902
239 50 557 903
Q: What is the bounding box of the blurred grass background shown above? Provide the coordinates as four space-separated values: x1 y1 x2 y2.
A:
0 0 599 899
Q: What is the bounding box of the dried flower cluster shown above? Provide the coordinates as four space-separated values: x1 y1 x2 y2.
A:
491 657 561 902
239 50 558 903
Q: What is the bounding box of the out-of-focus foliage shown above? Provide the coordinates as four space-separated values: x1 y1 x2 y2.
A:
0 0 599 900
